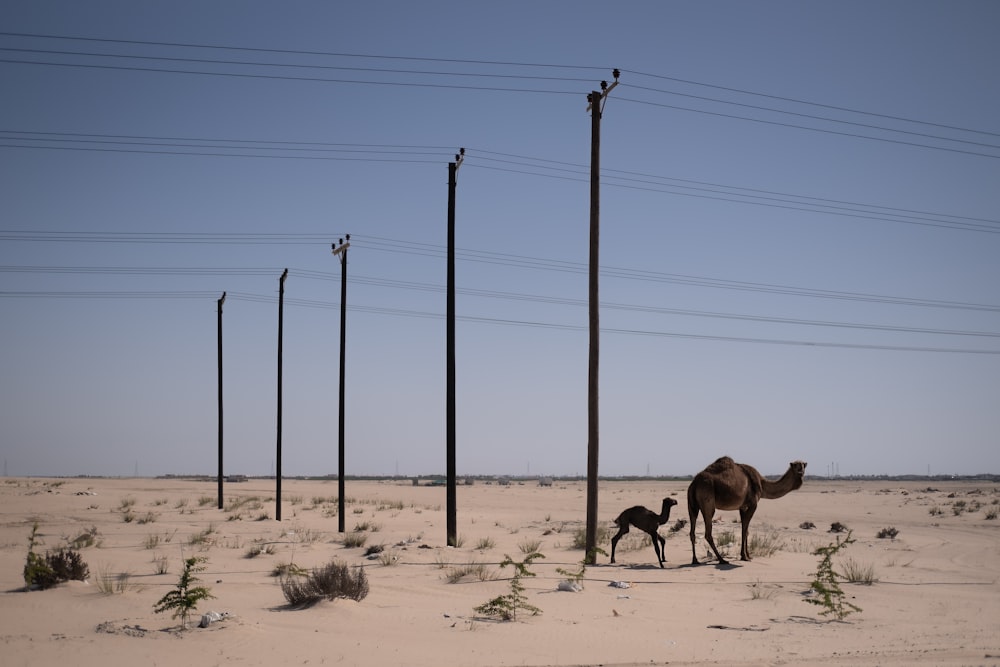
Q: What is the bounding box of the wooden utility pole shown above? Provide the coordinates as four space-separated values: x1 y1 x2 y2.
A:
446 148 464 547
585 71 619 564
332 237 351 533
276 269 288 521
217 291 226 510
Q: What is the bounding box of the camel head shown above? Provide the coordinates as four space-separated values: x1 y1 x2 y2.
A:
789 460 807 477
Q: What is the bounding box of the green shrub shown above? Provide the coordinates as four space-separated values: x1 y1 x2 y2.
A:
805 531 862 620
23 523 90 590
153 557 214 629
474 552 544 621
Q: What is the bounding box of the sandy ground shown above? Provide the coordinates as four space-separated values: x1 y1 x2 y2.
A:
1 475 998 666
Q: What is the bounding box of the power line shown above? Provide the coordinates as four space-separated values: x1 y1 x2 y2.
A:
0 32 609 73
9 264 994 338
621 81 1000 152
350 235 1000 314
0 57 583 96
0 45 598 84
464 156 1000 234
2 231 997 314
28 288 979 355
2 34 996 157
615 95 1000 160
621 68 1000 139
4 134 996 233
2 32 992 141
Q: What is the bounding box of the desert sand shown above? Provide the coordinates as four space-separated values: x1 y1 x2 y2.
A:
1 475 997 666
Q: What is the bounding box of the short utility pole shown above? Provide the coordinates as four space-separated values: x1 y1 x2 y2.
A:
217 291 226 510
446 147 464 548
584 70 619 564
276 268 288 521
331 236 351 533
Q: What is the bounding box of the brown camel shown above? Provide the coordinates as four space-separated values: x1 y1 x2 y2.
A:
687 456 807 565
610 497 678 568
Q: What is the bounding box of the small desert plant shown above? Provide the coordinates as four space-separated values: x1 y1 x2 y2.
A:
291 528 324 544
153 555 169 575
928 505 943 516
279 561 369 607
841 557 878 585
46 548 90 582
556 547 605 588
343 532 368 548
153 557 215 629
876 527 899 539
668 518 687 534
188 524 217 547
705 528 736 561
475 537 496 550
68 526 100 549
952 500 967 516
800 521 817 530
986 508 998 520
245 543 277 558
829 522 849 533
748 578 777 600
519 538 542 554
197 495 215 507
748 526 785 558
24 523 90 590
143 534 161 550
272 561 308 577
443 560 496 583
474 552 544 621
805 531 862 620
136 512 159 525
449 533 466 548
378 550 400 566
571 524 609 550
97 565 134 594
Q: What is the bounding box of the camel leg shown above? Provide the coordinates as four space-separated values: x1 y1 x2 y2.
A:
646 530 664 567
656 533 666 567
739 505 757 561
702 512 729 565
688 503 700 565
610 524 628 564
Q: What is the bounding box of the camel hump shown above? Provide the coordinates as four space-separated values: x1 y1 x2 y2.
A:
704 456 736 473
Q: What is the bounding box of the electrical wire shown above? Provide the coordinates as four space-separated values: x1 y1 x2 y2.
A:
3 135 996 233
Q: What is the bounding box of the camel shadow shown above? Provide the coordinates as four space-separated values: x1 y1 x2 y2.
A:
677 560 742 571
615 563 669 571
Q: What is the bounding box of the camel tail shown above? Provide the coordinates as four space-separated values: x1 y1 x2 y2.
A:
686 481 699 518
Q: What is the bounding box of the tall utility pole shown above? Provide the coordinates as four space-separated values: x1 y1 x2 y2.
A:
331 236 351 533
276 269 288 521
446 147 465 548
584 70 619 564
217 291 226 510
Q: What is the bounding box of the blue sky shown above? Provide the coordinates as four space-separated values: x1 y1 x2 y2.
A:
1 1 998 478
